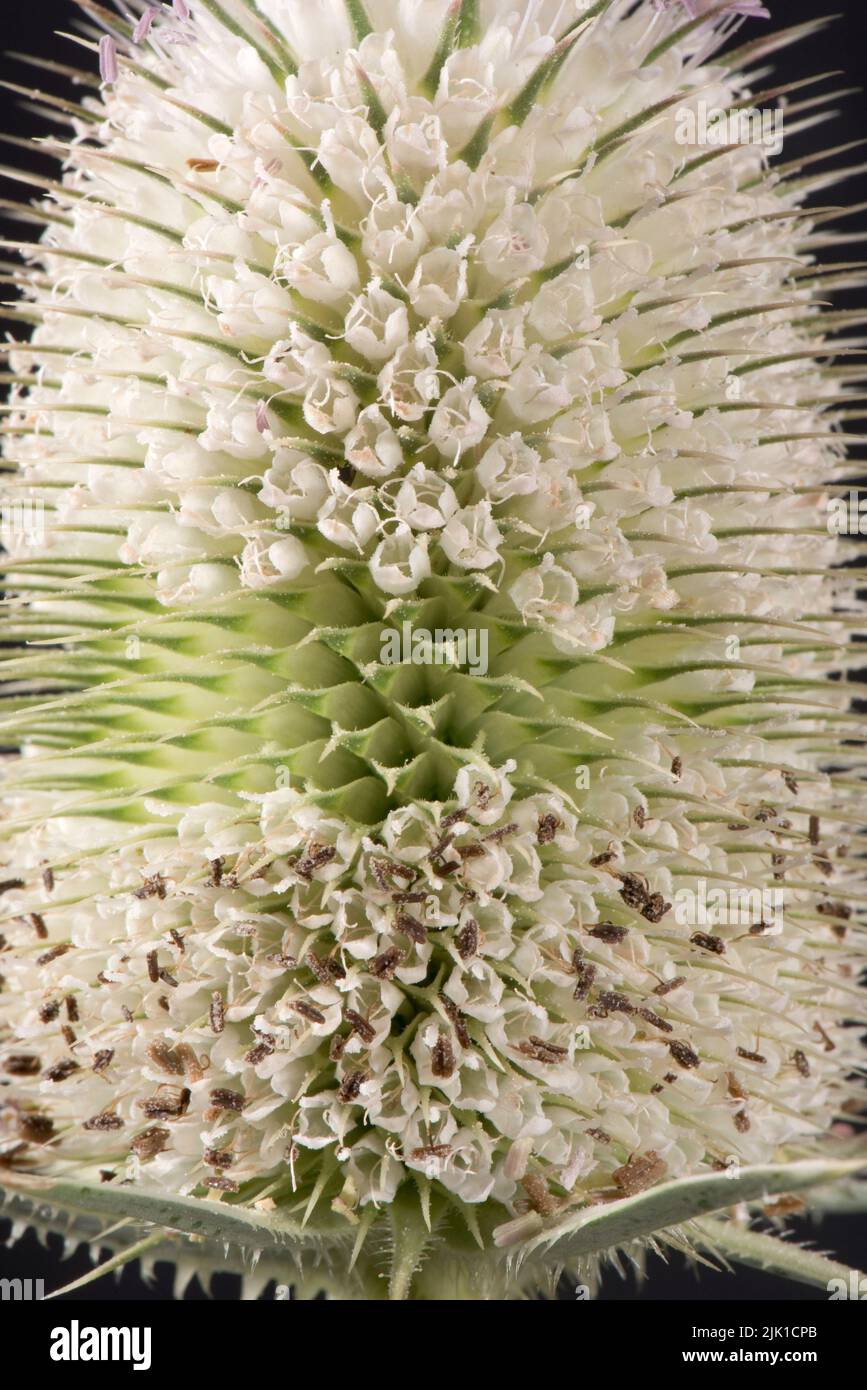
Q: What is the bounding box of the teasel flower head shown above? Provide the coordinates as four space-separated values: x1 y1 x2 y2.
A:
0 0 865 1300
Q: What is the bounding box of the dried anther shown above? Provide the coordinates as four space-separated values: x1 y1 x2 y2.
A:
636 1007 672 1033
690 932 725 955
18 1113 54 1143
536 814 561 845
520 1172 561 1216
726 1072 748 1100
131 1126 169 1159
817 901 851 921
588 923 628 945
597 991 634 1015
439 992 471 1048
295 843 337 880
139 1086 190 1119
618 873 649 909
736 1046 767 1064
344 1008 375 1044
431 1035 456 1078
5 1054 41 1076
793 1049 810 1078
203 1175 238 1192
37 944 71 967
370 946 403 979
668 1040 700 1070
396 911 428 944
209 1088 246 1112
641 894 670 923
291 1000 325 1025
410 1144 451 1161
204 1147 234 1168
517 1036 567 1065
573 962 597 1000
210 992 225 1034
337 1070 367 1103
84 1111 124 1131
612 1150 667 1196
483 822 518 845
455 919 479 960
147 1039 185 1075
134 874 167 900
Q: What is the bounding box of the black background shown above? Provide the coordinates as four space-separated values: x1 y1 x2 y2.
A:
0 0 865 1303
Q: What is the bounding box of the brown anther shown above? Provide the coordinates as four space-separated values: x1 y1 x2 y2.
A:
291 1000 325 1025
588 923 628 945
134 874 167 900
44 1058 80 1082
204 1147 234 1168
439 992 471 1048
84 1111 124 1131
4 1054 40 1076
396 912 428 944
536 814 561 846
612 1150 667 1196
209 1088 246 1112
36 943 71 967
690 932 725 955
210 992 225 1034
455 919 479 960
337 1070 367 1103
668 1040 700 1070
641 894 671 923
431 1034 455 1079
370 946 404 980
131 1126 170 1159
344 1008 375 1044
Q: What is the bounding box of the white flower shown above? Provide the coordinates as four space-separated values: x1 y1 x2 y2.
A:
343 406 404 478
440 501 503 569
429 380 491 458
369 522 431 593
279 229 360 306
344 281 410 364
407 241 472 319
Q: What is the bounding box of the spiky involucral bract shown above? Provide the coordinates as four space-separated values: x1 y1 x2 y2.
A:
0 0 865 1299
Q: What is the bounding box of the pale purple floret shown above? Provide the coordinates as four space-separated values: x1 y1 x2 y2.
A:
173 0 191 20
98 35 118 84
133 7 159 43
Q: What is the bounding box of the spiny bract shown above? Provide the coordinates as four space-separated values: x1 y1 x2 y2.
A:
0 0 865 1300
